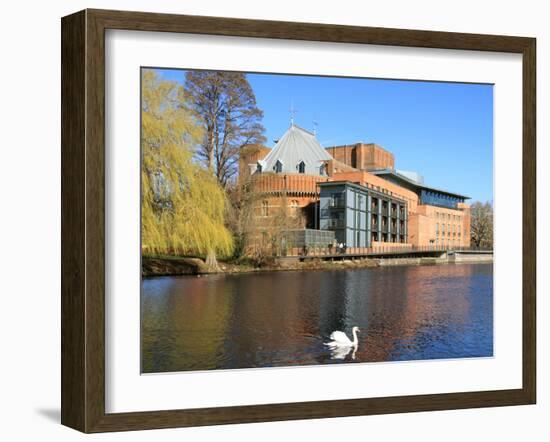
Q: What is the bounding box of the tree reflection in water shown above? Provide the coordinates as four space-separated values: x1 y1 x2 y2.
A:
141 263 493 373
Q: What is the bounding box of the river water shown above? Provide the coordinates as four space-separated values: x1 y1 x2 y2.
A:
141 263 493 373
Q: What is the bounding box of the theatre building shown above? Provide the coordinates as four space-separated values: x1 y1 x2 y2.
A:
239 123 470 251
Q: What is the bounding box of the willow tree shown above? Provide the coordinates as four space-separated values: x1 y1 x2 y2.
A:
141 69 234 266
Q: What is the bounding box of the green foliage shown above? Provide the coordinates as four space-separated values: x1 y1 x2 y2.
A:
141 69 234 258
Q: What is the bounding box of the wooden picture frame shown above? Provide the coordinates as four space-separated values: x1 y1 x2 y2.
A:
61 8 536 433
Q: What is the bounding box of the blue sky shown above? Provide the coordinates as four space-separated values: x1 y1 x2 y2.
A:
153 68 493 203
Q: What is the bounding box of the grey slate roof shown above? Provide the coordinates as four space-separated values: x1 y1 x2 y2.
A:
258 124 333 176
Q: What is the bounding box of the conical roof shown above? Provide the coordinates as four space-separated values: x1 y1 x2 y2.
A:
259 124 333 176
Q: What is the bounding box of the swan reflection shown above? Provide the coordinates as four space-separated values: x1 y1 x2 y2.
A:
329 345 357 360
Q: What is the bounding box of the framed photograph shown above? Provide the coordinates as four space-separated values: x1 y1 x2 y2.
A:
61 9 536 432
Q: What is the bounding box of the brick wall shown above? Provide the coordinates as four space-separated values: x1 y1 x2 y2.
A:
238 144 271 186
408 204 471 247
325 143 395 170
249 173 329 195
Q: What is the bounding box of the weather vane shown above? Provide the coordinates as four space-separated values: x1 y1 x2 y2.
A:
289 101 298 126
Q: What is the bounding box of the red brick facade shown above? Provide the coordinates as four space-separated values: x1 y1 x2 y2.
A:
239 140 470 248
325 143 395 171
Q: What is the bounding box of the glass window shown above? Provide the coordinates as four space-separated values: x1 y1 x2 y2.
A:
298 161 306 174
275 160 283 173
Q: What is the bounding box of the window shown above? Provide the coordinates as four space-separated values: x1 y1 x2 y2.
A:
298 161 306 174
274 160 283 173
261 200 269 217
436 222 439 235
358 194 364 208
319 163 326 175
256 163 262 173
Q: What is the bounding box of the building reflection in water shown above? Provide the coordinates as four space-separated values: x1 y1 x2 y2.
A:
141 263 493 373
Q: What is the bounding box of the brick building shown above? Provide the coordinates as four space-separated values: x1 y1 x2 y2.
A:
239 123 470 250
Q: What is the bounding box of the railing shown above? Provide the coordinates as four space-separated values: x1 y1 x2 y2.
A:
327 219 345 228
286 245 492 257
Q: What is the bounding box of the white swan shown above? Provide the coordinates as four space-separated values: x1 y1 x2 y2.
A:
325 326 360 349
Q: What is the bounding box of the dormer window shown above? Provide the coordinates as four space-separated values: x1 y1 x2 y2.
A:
298 161 306 174
274 160 283 173
256 163 262 173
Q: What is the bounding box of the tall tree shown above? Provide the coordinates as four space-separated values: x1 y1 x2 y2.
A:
141 70 234 264
470 201 493 248
185 71 266 187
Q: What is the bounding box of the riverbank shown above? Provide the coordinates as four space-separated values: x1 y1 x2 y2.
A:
142 253 492 277
378 254 494 267
142 256 379 277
